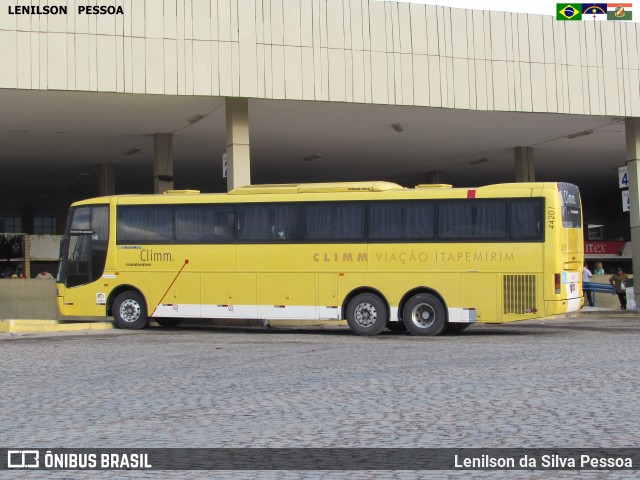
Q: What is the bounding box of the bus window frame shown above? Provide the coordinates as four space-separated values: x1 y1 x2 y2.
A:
112 197 546 246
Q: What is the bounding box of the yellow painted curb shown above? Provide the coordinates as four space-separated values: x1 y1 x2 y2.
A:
0 320 114 333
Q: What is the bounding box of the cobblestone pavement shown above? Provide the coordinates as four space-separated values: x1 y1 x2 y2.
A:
1 314 639 479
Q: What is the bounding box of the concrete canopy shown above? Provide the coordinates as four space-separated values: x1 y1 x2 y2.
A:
0 88 626 224
1 0 638 232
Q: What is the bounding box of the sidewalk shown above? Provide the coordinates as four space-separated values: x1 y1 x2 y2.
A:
580 306 638 314
581 306 614 312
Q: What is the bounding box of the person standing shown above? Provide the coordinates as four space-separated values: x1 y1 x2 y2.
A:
593 262 605 275
609 268 629 310
583 262 594 307
35 268 54 279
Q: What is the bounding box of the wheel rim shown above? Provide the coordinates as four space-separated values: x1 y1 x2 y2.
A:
119 299 141 323
410 303 436 329
354 302 378 328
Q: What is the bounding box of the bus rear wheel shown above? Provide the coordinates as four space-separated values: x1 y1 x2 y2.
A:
113 291 148 330
403 293 446 336
155 318 182 328
346 293 388 336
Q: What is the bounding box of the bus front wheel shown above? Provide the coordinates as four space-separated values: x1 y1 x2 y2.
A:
113 291 148 330
403 294 446 336
346 293 388 336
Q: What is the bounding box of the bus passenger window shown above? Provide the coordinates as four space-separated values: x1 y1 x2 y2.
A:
175 205 234 243
369 201 435 240
438 200 507 240
301 203 365 241
118 206 173 243
510 199 543 240
238 204 298 242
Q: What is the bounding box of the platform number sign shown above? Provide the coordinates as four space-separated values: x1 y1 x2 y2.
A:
619 166 628 188
623 190 630 212
222 153 228 178
619 166 630 212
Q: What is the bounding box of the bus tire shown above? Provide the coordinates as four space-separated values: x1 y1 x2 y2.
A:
155 318 182 328
113 291 148 330
403 293 446 336
346 293 388 336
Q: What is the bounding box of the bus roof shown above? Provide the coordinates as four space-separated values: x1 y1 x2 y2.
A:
228 181 404 194
70 181 573 207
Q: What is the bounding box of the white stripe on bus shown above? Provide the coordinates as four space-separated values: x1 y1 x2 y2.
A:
152 304 477 323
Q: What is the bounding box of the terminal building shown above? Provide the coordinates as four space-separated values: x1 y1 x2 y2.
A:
0 0 640 279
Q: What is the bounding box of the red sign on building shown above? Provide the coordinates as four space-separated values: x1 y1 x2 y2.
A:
584 241 628 257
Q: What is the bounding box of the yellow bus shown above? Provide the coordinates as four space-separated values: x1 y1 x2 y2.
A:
56 181 583 336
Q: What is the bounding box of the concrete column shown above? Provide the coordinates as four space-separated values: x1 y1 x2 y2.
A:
153 133 174 193
225 97 251 191
425 170 445 184
99 163 116 196
514 146 535 182
625 118 640 309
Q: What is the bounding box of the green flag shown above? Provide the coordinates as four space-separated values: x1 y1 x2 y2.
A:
557 3 583 20
607 4 633 21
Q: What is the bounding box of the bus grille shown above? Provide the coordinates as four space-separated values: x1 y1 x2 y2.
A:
503 275 536 314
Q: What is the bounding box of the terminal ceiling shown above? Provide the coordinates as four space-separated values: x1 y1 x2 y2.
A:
0 89 627 222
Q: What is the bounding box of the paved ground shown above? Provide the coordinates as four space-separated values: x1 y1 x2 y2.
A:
1 313 639 479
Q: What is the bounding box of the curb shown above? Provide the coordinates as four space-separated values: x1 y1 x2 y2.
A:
0 319 347 334
578 309 640 315
0 319 114 333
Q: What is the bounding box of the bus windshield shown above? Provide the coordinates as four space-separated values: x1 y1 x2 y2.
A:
61 205 109 288
559 182 581 228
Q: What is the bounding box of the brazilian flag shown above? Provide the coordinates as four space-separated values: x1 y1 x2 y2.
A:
557 3 583 20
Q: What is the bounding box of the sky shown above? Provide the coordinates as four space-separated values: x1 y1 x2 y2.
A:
386 0 637 22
